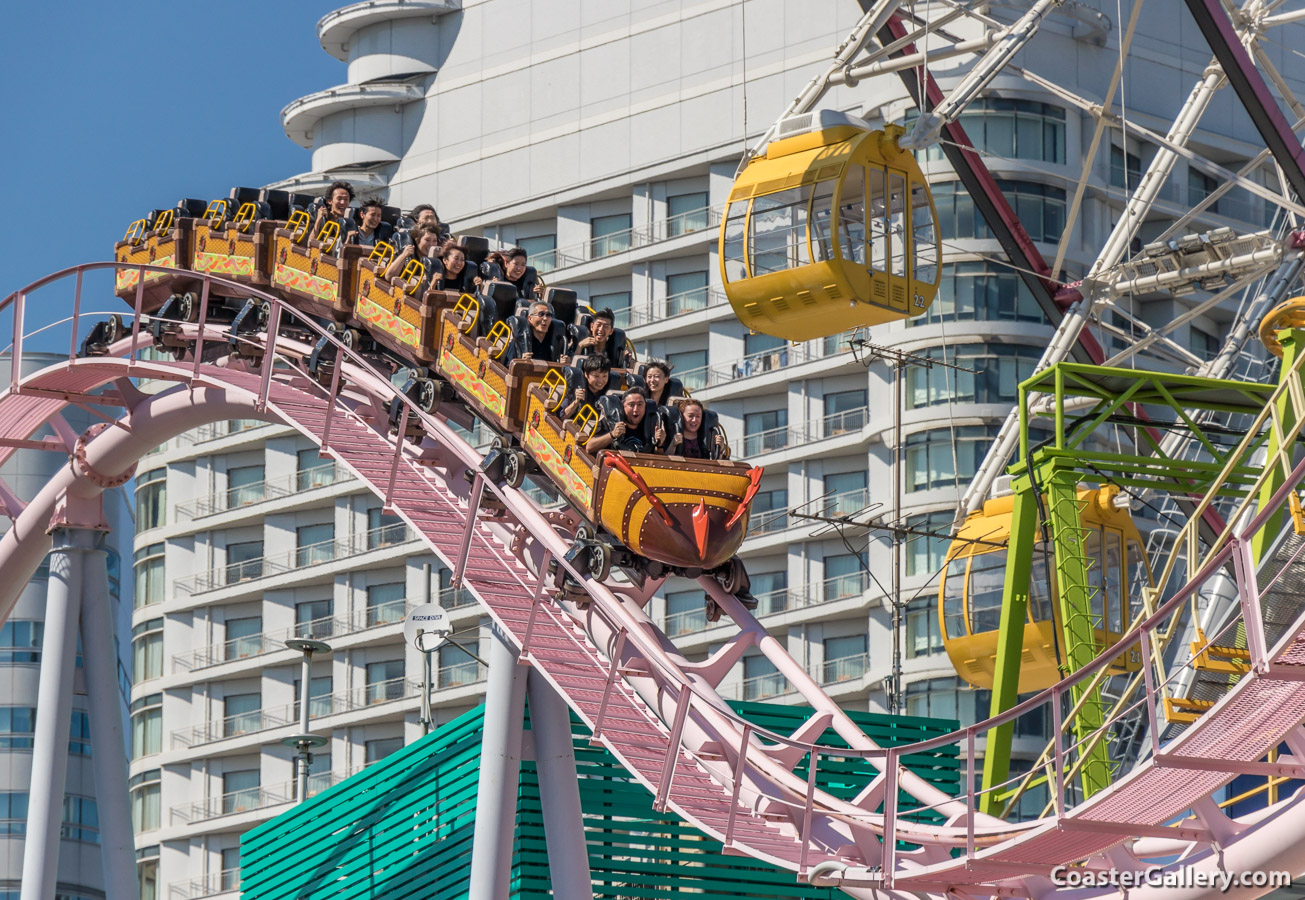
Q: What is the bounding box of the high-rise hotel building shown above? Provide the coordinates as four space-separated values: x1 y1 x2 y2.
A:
132 2 1305 896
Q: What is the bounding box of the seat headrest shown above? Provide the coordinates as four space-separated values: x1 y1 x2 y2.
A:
461 236 490 264
288 193 317 212
260 189 291 220
177 198 209 219
545 287 578 323
479 260 503 281
230 186 261 204
381 206 402 227
485 285 519 321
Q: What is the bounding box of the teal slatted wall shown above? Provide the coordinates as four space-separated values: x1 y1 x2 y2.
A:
240 701 958 899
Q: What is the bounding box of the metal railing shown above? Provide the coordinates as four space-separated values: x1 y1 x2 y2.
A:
168 868 241 899
741 670 792 702
625 286 730 328
820 652 870 685
662 587 790 637
172 600 411 673
175 419 269 448
534 205 721 273
176 463 348 520
171 678 419 749
174 524 415 596
170 772 346 826
437 660 488 689
675 336 853 393
740 405 870 457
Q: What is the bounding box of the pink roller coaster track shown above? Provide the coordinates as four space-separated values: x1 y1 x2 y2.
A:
6 262 1305 898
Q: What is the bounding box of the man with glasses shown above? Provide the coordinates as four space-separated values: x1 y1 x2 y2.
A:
512 301 572 364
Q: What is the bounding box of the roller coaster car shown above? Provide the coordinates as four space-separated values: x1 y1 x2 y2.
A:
720 111 940 342
271 211 370 324
189 198 279 290
520 382 762 571
939 486 1152 693
352 252 451 364
114 208 196 311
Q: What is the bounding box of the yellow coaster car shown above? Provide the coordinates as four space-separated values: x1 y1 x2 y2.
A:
114 210 195 312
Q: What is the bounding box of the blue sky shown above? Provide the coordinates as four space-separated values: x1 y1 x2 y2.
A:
0 3 340 325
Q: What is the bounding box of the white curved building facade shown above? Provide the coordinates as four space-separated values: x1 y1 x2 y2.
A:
137 1 1305 896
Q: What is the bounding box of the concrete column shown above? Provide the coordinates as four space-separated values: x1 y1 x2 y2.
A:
527 671 593 900
20 529 90 900
467 625 528 900
79 540 137 900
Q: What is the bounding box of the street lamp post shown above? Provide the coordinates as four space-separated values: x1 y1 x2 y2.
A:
282 637 332 802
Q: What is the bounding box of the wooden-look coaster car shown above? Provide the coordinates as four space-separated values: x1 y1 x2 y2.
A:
114 209 197 312
720 111 940 341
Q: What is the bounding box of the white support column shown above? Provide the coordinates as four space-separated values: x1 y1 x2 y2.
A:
468 625 529 900
527 670 593 900
79 538 137 900
20 529 90 900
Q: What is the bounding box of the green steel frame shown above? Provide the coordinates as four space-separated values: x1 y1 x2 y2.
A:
980 362 1276 813
239 701 960 899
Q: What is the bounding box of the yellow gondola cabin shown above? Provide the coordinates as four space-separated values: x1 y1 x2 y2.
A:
719 111 940 341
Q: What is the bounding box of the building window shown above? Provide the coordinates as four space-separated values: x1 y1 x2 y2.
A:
139 858 159 900
667 191 710 236
222 770 260 815
62 795 99 843
107 548 121 601
367 582 406 627
295 598 333 639
0 621 43 664
365 736 404 764
220 847 241 893
743 656 787 701
822 470 868 517
666 271 709 315
438 566 474 608
1190 326 1220 361
591 291 632 330
296 523 335 567
750 488 788 535
905 596 944 658
135 469 166 531
0 791 27 835
957 99 1065 164
743 408 788 456
132 618 163 683
1111 145 1142 190
296 448 336 492
904 676 966 722
0 707 35 749
823 554 866 600
223 692 261 738
904 425 998 493
224 616 262 662
905 510 955 578
517 234 557 274
367 508 407 550
591 213 632 257
226 464 264 509
366 660 406 703
823 635 868 683
293 676 334 719
69 710 91 757
438 644 479 688
667 349 708 391
130 769 160 833
225 540 263 584
905 343 1043 409
933 180 1067 243
909 262 1047 328
823 389 868 435
1188 168 1219 212
130 694 162 759
134 543 165 609
751 570 787 614
664 590 705 636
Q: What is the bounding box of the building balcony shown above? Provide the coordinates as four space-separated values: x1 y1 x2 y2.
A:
740 671 793 702
281 81 424 149
623 286 731 335
170 599 412 674
437 659 487 690
169 772 348 828
175 462 350 522
168 868 239 900
821 652 870 685
170 677 420 751
663 587 789 637
317 0 461 61
737 405 870 460
682 336 857 397
535 205 720 279
173 524 416 598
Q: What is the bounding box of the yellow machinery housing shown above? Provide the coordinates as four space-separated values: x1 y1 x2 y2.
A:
719 111 940 342
939 486 1152 693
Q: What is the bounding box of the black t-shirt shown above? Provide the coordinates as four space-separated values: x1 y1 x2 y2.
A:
600 415 656 453
679 434 709 459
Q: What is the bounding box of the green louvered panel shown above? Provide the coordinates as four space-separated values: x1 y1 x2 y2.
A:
241 701 959 899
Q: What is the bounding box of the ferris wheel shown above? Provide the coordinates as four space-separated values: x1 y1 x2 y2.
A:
6 2 1305 899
